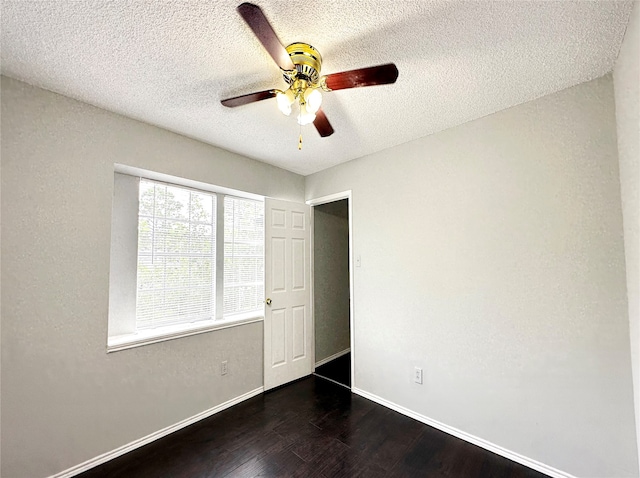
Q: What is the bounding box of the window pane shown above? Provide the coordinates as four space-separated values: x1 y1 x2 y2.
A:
136 180 216 329
223 196 264 317
166 187 189 220
190 192 213 223
138 218 153 253
154 185 166 217
139 181 155 216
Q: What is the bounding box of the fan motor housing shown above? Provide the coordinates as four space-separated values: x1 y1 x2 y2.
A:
285 43 322 85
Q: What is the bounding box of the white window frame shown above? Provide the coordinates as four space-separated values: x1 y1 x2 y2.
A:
107 165 265 353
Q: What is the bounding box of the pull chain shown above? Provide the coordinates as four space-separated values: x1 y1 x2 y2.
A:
298 102 303 150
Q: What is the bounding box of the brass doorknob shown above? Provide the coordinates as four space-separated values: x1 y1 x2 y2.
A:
266 298 272 306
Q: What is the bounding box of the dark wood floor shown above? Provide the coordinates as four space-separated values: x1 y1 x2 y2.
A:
314 353 351 388
78 376 547 477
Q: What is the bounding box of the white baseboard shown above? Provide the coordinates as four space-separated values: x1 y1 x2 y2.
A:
49 387 264 478
315 348 350 368
352 387 576 478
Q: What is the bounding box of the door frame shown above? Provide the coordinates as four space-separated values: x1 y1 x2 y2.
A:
306 191 355 389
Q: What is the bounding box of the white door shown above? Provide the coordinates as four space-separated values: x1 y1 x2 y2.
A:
264 198 312 390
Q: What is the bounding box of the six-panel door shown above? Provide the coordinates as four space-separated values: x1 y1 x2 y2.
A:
264 198 312 390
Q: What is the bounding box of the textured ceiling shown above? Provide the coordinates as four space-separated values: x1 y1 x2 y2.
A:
1 1 634 175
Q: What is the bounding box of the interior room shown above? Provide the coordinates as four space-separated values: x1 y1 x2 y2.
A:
313 198 351 389
1 1 638 477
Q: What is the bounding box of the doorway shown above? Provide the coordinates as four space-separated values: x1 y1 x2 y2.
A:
310 195 353 389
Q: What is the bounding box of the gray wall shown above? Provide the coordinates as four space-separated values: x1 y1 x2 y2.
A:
0 76 304 478
314 200 350 364
614 1 640 471
305 75 638 477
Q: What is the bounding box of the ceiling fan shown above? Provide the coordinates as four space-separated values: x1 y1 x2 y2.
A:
221 3 399 146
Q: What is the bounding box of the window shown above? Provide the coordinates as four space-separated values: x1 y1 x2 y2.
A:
223 196 265 317
108 172 264 352
136 180 217 329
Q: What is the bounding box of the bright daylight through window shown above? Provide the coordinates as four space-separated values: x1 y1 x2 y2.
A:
223 196 265 316
136 180 218 329
138 179 264 328
107 173 264 351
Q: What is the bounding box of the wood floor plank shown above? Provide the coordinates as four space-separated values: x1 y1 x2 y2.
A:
77 377 549 478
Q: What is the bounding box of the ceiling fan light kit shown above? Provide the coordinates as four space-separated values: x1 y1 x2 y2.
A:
274 43 325 125
221 2 399 147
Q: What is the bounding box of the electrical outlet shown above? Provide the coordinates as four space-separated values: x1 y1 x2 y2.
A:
414 367 423 384
221 360 228 376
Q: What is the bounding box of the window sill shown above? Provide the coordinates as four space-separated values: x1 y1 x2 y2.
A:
107 314 264 353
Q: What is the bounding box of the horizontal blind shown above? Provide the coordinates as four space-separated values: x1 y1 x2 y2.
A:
136 179 216 329
223 196 264 317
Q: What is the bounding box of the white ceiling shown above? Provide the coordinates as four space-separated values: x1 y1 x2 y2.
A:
1 1 634 176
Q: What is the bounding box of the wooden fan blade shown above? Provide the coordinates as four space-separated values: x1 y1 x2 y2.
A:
221 89 276 107
324 63 399 91
313 109 334 137
237 3 294 71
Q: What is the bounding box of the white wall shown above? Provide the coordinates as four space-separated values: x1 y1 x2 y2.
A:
306 75 638 477
614 1 640 471
314 200 350 363
0 76 304 478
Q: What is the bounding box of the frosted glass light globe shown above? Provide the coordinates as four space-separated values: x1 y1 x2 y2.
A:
297 102 316 125
304 88 322 114
276 91 293 116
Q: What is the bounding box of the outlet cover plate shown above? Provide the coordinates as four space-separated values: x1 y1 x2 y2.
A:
414 367 423 384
